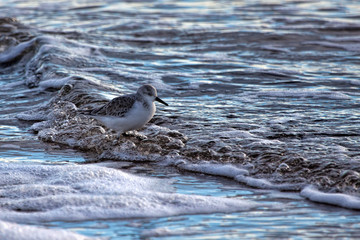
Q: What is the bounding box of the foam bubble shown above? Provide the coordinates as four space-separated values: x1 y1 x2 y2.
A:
300 186 360 210
141 227 203 238
174 161 301 191
179 162 249 178
0 162 258 223
0 220 94 240
234 175 301 191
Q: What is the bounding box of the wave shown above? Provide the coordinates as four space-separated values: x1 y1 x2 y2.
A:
1 16 360 210
0 162 259 223
0 220 94 240
14 77 360 209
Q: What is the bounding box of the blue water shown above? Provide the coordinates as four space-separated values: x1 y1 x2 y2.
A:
44 163 360 239
1 0 360 238
1 123 359 238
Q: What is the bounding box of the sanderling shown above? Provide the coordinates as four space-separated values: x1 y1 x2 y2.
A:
80 84 168 134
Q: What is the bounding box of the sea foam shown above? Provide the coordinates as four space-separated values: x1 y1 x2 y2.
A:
175 161 302 191
0 162 258 223
0 220 95 240
300 186 360 210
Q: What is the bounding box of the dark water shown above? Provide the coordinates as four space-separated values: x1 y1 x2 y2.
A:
1 0 360 238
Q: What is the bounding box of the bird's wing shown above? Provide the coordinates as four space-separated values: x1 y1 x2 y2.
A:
89 94 136 117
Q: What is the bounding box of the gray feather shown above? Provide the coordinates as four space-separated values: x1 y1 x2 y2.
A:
89 94 136 117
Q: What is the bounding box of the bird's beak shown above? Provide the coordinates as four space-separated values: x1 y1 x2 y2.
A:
155 97 169 106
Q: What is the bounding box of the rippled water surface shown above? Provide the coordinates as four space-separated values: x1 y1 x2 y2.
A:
1 0 360 238
48 164 360 239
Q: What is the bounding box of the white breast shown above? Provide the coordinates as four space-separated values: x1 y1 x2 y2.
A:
124 101 156 131
93 101 156 133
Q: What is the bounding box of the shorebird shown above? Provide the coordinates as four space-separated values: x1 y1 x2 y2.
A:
80 84 168 134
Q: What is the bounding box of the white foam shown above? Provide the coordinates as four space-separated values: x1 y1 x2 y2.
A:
268 116 301 125
179 162 249 178
234 175 274 189
141 227 203 238
174 161 301 191
246 139 286 149
235 175 302 191
142 124 172 134
0 162 258 223
215 130 258 139
0 220 94 240
300 186 360 210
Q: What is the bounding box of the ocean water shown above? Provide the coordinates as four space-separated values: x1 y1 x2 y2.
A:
1 0 360 238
